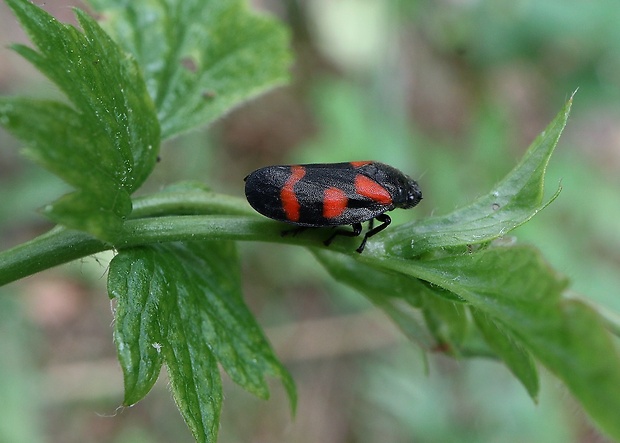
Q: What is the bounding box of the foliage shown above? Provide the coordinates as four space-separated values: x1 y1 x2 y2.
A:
109 241 295 441
0 0 619 442
0 0 159 239
0 1 292 442
87 0 291 140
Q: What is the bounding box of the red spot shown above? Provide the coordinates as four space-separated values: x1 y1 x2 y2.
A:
281 166 305 222
350 160 372 168
323 187 348 219
355 174 392 205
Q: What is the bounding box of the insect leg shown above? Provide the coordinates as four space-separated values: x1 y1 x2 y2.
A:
323 223 363 247
356 214 391 253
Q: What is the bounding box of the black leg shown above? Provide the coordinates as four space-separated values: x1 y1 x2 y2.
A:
323 222 363 247
356 214 391 253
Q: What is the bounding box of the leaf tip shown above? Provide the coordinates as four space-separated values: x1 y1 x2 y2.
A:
570 87 579 101
564 88 578 117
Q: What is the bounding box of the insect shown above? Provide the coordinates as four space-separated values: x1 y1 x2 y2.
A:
244 161 422 253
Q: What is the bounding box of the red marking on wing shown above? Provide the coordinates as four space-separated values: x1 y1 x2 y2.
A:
350 160 372 168
281 166 306 222
323 187 349 219
355 174 392 205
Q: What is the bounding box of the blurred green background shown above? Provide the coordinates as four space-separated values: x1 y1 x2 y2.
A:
1 0 619 442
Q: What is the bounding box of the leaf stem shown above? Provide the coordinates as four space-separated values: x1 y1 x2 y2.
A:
131 190 255 218
0 226 108 286
118 216 282 248
0 190 266 286
0 213 331 287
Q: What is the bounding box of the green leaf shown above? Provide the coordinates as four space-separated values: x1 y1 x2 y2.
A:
373 245 620 440
314 250 500 358
107 248 167 405
0 0 160 239
470 308 539 400
319 95 620 437
386 92 573 257
108 241 295 443
313 249 435 350
315 249 494 358
87 0 292 139
421 294 470 354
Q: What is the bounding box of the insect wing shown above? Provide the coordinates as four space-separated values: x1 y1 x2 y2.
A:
295 166 392 226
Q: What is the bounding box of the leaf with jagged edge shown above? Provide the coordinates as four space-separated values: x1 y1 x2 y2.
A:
373 245 620 440
87 0 292 139
386 93 573 257
108 241 296 443
0 0 159 240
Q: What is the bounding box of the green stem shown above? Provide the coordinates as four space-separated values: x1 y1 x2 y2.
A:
0 213 339 287
0 226 107 286
118 216 282 247
131 190 255 218
0 190 264 286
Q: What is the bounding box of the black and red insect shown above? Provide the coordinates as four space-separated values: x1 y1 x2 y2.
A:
244 161 422 253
